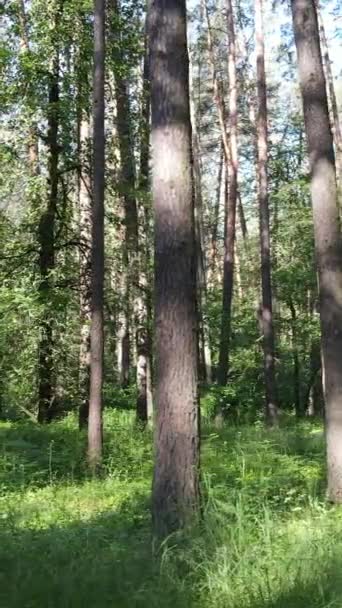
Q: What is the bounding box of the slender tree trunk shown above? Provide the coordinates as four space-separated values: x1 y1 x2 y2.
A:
210 144 224 281
217 0 238 385
190 62 212 384
111 0 152 422
78 110 92 429
316 0 342 190
255 0 278 424
291 0 342 501
288 298 301 416
88 0 105 469
37 43 60 424
149 0 200 538
137 23 154 422
238 191 248 241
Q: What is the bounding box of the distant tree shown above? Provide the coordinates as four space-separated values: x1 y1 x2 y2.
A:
291 0 342 501
255 0 278 424
88 0 105 469
149 0 200 537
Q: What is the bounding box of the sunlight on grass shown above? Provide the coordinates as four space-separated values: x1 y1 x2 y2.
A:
1 411 342 608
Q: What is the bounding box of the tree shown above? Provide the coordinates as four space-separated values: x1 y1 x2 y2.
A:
149 0 200 537
37 2 61 423
291 0 342 501
217 0 239 386
255 0 278 424
88 0 105 469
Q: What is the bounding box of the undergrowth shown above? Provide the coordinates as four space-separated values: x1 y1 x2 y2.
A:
1 410 341 608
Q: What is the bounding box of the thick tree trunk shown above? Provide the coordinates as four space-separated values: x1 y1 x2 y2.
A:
217 0 238 386
37 48 59 424
88 0 105 470
149 0 200 538
316 1 342 190
255 0 278 424
291 0 342 501
78 111 92 429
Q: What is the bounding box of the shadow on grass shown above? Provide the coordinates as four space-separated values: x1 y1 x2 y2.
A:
0 490 199 608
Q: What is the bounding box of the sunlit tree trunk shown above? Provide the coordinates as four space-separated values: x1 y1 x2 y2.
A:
78 108 92 429
88 0 105 469
291 0 342 501
255 0 278 424
149 0 200 538
217 0 238 385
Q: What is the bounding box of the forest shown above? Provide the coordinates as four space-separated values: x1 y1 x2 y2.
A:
1 0 342 606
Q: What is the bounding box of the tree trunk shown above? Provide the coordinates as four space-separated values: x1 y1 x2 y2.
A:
291 0 342 502
88 0 105 470
111 0 152 422
137 22 154 423
210 143 224 282
316 0 342 190
190 61 212 385
149 0 200 538
255 0 278 424
37 43 60 423
288 298 301 417
78 110 92 429
217 0 238 386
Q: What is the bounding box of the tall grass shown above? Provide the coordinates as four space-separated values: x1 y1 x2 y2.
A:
1 410 341 607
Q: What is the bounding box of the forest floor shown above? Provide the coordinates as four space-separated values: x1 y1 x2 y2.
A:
1 409 342 608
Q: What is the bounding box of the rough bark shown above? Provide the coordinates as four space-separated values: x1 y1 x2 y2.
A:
149 0 200 538
316 0 342 190
88 0 105 469
291 0 342 501
37 40 60 424
255 0 278 424
217 0 238 386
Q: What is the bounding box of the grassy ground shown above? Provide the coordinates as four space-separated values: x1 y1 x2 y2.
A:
1 410 342 608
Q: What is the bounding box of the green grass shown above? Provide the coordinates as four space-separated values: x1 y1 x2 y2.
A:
1 410 342 608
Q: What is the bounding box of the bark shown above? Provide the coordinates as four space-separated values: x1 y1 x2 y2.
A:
37 40 60 423
137 22 154 423
291 0 342 501
316 1 342 189
255 0 278 424
190 61 212 384
217 0 238 386
88 0 105 470
210 143 224 280
149 0 200 538
288 298 301 417
78 109 92 429
238 191 248 241
305 339 323 416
